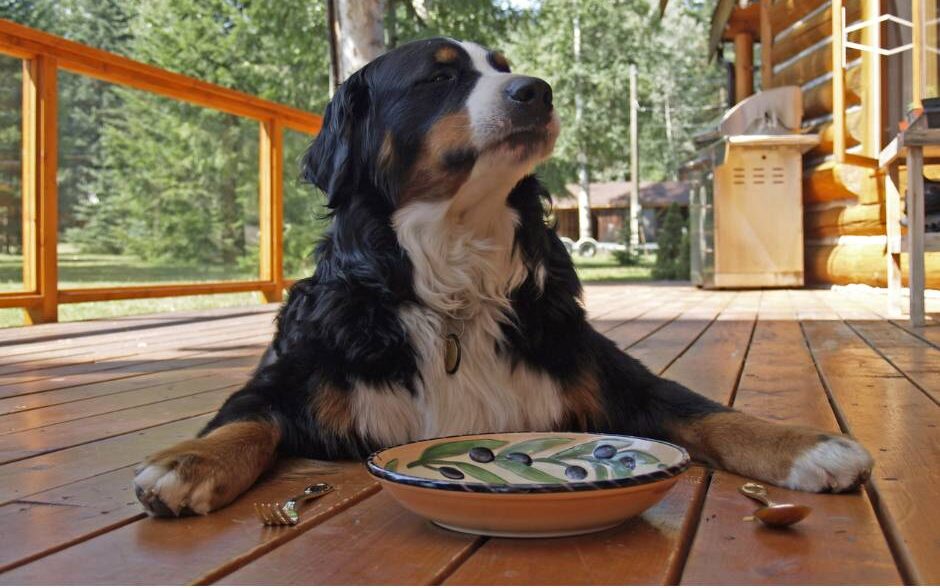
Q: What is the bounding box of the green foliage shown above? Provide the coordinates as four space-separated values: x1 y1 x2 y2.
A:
0 0 721 281
612 218 638 266
652 203 688 280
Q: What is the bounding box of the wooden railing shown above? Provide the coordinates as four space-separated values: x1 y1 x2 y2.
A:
0 19 322 324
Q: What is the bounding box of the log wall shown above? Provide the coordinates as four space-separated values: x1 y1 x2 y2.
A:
759 0 940 287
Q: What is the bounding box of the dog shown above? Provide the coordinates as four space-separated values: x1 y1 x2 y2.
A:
134 38 873 517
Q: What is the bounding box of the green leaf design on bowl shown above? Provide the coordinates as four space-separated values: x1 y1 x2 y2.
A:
427 460 510 484
385 458 399 472
496 437 573 457
408 438 508 467
549 438 633 460
495 459 566 484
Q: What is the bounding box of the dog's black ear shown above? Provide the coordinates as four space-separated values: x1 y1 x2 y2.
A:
303 70 369 208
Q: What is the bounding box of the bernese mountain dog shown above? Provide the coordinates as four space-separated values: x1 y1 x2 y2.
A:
134 38 873 517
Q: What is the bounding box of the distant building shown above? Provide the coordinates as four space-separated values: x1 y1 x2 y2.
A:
552 181 690 243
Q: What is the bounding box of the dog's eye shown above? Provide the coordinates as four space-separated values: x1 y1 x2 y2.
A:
426 69 456 84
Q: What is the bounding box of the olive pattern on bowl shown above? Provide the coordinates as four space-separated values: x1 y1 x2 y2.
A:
401 436 664 485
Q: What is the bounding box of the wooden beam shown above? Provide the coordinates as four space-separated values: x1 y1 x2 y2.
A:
734 32 754 103
258 119 284 303
771 1 862 65
773 42 860 88
831 0 846 163
803 159 880 204
804 201 884 237
760 0 773 90
0 19 321 134
58 281 274 304
805 242 940 289
803 64 862 118
0 292 43 309
21 55 57 324
769 0 831 37
912 0 924 109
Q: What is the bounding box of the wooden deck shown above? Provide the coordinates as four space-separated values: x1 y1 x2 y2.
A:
0 283 937 585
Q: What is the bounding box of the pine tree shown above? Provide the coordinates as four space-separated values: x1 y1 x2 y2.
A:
652 202 688 280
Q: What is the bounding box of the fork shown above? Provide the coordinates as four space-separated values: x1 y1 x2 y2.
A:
253 482 334 526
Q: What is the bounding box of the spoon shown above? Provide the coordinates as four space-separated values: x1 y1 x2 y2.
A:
739 482 811 528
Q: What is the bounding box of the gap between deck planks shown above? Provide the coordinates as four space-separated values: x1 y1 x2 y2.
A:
216 290 759 585
0 286 930 585
680 290 900 585
794 289 940 585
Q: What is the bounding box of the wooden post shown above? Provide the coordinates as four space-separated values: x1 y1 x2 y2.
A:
912 0 924 110
759 0 773 91
907 145 926 326
259 119 284 303
831 0 846 163
629 63 640 251
733 32 754 103
860 0 881 158
22 55 58 324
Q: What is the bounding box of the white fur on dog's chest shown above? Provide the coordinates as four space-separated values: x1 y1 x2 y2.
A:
347 199 564 446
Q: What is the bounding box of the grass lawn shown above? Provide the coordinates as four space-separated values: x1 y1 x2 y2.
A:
0 250 652 329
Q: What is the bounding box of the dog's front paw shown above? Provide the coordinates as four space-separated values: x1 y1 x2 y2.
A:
782 434 873 493
134 449 225 517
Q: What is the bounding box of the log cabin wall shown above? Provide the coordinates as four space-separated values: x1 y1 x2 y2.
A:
757 0 940 288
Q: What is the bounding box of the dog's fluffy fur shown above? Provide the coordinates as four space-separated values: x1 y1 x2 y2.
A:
134 38 873 517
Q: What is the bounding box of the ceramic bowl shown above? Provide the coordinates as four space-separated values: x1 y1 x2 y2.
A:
366 432 690 538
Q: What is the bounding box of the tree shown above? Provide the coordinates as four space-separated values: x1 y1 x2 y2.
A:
652 203 688 280
328 0 386 91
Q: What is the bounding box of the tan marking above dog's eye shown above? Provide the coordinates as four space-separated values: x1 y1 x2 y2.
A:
487 51 511 73
435 46 459 63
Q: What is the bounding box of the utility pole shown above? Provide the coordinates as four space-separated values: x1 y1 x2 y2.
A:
573 1 592 242
629 63 640 252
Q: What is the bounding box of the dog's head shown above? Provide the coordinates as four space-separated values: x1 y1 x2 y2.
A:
304 38 559 212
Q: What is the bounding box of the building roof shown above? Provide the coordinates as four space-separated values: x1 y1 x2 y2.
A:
554 180 690 211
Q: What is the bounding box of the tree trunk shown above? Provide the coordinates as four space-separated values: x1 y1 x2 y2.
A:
328 0 386 93
573 2 592 242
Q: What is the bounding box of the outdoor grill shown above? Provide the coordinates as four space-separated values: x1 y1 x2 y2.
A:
684 87 818 289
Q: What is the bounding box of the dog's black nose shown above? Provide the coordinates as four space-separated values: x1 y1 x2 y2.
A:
505 76 553 110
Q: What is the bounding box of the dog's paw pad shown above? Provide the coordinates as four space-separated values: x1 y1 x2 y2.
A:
133 460 216 517
783 435 873 493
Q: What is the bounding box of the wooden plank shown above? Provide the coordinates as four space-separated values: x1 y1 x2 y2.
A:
680 295 901 584
0 19 322 134
0 331 271 400
441 469 709 586
0 465 144 572
814 290 940 403
604 289 710 349
0 304 275 349
0 387 234 464
629 291 734 374
802 317 940 585
441 293 759 585
0 414 210 505
216 491 482 585
0 355 256 431
0 463 379 584
0 341 265 416
0 311 272 376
